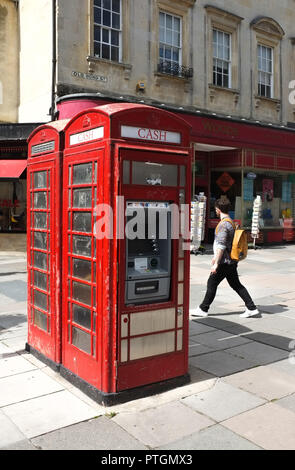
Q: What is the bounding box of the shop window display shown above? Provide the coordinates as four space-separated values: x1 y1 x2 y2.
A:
210 169 295 242
0 179 27 232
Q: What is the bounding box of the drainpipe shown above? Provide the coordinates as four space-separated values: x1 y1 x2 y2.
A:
51 0 57 120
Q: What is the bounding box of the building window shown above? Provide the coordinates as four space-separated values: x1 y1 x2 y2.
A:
213 29 231 88
257 44 273 98
93 0 121 62
159 11 182 75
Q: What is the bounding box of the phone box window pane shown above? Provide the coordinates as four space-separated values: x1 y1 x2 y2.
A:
34 213 48 230
73 212 92 233
34 232 48 250
34 172 47 189
34 290 48 311
34 309 48 332
132 162 178 186
34 251 47 270
72 236 92 257
73 258 92 281
34 192 47 209
73 188 92 208
72 327 91 354
72 282 92 306
73 304 92 330
34 271 48 291
73 163 93 185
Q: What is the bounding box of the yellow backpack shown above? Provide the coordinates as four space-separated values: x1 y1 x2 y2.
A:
216 218 248 262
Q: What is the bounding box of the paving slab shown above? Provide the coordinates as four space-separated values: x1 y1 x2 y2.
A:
226 341 288 366
158 424 262 450
276 393 295 413
181 381 266 422
0 354 37 378
112 401 214 448
32 416 147 450
222 403 295 450
189 342 214 357
3 390 99 439
0 409 27 449
223 365 295 401
0 369 64 407
190 330 253 352
189 320 217 335
242 331 295 351
264 359 295 377
189 350 256 377
1 439 37 450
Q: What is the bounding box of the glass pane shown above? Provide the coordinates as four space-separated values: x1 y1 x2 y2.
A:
94 7 101 24
112 12 120 29
123 160 130 184
103 10 111 27
180 166 185 187
111 46 119 62
34 232 48 250
34 309 47 331
102 43 110 59
73 212 92 233
102 28 109 43
73 304 92 330
73 188 92 208
33 271 48 291
34 212 48 230
73 163 93 185
111 30 119 46
34 251 47 270
132 162 178 186
34 171 47 189
72 258 92 281
34 290 48 311
72 235 92 257
166 14 172 29
72 327 91 354
72 281 92 306
34 192 47 209
112 0 120 12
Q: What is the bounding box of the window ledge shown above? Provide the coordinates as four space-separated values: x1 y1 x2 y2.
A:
87 56 133 79
255 95 281 104
209 84 240 94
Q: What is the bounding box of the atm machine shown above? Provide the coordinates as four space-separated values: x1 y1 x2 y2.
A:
125 202 172 305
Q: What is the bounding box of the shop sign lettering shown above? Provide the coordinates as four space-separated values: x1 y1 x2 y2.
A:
202 120 239 137
121 125 181 144
70 127 104 146
0 199 19 208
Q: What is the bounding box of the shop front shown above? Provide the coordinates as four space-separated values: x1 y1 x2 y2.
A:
184 115 295 245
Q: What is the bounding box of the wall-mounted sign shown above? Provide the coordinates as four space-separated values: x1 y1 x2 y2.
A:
31 141 55 156
121 125 181 144
71 71 108 83
70 126 104 146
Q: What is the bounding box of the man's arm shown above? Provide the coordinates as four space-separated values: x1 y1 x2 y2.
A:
211 222 230 273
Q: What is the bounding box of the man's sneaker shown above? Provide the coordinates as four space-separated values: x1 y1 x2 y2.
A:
240 308 260 318
190 307 208 318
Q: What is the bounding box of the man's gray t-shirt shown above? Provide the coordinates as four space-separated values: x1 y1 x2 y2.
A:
213 217 236 265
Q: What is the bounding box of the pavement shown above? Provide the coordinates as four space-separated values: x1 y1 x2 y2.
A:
1 245 295 450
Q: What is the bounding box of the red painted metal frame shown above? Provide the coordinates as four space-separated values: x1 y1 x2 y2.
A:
61 104 192 395
27 122 68 364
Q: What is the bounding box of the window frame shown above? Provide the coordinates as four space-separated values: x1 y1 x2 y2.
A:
212 28 232 89
159 10 183 72
93 0 123 63
257 44 274 99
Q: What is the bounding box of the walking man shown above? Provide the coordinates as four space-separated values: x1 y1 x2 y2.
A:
191 197 259 318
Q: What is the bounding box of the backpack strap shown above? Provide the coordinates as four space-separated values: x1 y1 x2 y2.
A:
216 217 236 234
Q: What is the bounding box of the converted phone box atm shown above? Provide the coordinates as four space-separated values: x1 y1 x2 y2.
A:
27 103 192 404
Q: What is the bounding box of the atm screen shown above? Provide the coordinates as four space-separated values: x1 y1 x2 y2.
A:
128 238 155 257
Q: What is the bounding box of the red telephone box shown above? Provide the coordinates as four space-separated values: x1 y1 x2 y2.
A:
61 103 192 404
26 120 69 366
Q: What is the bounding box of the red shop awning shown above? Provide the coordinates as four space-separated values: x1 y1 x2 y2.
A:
0 160 27 179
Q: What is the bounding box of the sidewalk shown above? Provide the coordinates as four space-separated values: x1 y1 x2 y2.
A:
1 246 295 450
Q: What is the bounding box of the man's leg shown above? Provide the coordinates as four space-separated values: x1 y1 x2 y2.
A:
198 265 227 313
225 264 258 314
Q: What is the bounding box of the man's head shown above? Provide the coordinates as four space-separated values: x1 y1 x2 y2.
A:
215 197 231 218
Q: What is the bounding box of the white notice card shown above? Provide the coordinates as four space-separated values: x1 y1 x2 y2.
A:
135 258 148 271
